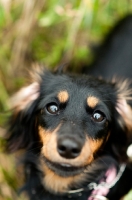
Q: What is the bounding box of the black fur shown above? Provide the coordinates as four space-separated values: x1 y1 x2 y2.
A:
6 15 132 200
84 15 132 80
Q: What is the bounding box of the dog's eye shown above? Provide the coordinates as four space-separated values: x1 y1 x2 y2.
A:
92 111 105 122
46 103 59 115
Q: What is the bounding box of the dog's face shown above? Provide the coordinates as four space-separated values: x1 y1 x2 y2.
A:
7 69 132 193
38 74 112 175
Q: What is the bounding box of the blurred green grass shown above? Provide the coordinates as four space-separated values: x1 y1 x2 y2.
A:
0 0 132 199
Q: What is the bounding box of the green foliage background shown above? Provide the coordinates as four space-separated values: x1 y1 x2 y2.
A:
0 0 132 199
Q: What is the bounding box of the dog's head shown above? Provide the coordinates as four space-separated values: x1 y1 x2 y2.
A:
6 67 132 193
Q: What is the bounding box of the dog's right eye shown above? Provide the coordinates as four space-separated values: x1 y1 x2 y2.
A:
92 111 105 123
45 103 59 115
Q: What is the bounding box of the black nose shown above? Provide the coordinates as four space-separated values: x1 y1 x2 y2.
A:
57 137 82 159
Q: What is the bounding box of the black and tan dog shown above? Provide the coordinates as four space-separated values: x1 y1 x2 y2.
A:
6 16 132 200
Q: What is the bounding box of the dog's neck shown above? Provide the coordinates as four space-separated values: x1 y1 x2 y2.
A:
41 164 87 194
41 163 126 199
24 154 126 200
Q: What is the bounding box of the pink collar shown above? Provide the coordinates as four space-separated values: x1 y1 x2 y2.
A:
67 164 126 200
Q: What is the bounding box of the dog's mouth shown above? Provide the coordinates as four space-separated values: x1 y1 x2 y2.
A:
42 156 86 177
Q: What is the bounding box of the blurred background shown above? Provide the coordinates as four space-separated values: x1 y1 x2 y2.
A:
0 0 132 199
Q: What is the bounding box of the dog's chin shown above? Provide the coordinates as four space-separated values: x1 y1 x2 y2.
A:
42 156 86 177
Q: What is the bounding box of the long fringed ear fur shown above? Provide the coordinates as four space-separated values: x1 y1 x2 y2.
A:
54 63 68 74
115 79 132 133
110 79 132 160
6 65 44 152
6 83 40 152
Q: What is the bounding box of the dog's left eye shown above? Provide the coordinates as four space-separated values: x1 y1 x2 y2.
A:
92 111 105 122
46 103 59 115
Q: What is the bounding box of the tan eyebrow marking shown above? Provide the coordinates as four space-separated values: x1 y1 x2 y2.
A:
57 90 69 103
87 96 99 108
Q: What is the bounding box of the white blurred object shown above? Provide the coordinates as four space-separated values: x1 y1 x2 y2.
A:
127 144 132 158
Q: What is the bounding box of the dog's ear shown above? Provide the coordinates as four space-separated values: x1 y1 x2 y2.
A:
115 79 132 132
116 99 132 132
8 82 40 112
6 82 40 152
108 79 132 160
6 65 44 152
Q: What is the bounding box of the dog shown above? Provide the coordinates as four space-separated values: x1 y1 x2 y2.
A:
6 15 132 200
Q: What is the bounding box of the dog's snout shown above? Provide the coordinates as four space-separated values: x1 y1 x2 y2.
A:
57 137 82 159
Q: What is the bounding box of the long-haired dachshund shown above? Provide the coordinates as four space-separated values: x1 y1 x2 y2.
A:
6 15 132 200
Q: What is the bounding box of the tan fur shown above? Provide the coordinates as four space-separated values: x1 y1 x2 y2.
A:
87 96 99 108
38 126 108 193
28 63 44 83
112 78 132 131
8 82 40 111
38 126 93 167
38 126 106 167
116 99 132 131
113 78 132 101
89 138 104 154
7 64 42 112
57 90 69 103
41 164 86 193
